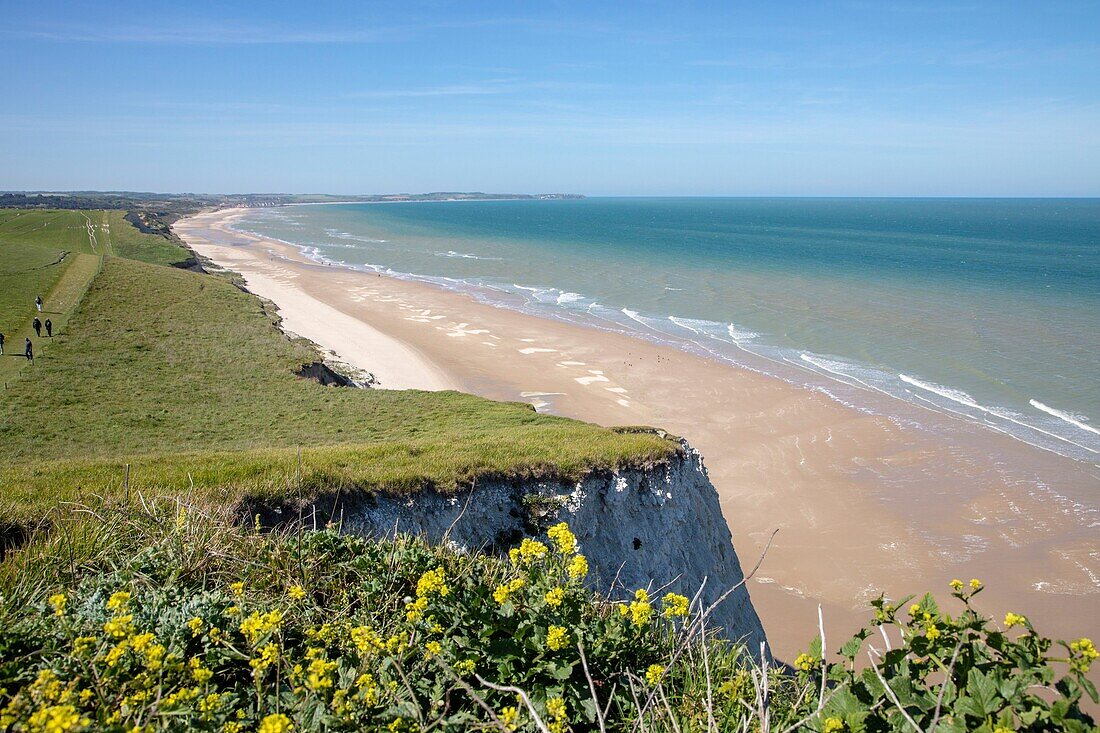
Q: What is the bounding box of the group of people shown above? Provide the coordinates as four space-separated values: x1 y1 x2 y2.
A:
0 294 49 361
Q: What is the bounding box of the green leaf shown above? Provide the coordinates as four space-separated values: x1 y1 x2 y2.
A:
965 669 1001 717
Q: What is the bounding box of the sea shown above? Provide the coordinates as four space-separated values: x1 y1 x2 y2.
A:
233 197 1100 468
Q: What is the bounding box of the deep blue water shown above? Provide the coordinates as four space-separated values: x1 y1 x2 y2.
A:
238 198 1100 462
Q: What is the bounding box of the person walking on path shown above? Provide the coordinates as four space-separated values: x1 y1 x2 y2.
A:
24 338 33 361
45 318 52 337
32 317 42 337
0 331 4 355
35 295 42 312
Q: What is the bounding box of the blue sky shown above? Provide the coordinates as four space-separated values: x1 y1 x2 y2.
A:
1 1 1098 195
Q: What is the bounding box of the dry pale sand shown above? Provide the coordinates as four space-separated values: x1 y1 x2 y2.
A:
175 208 1099 659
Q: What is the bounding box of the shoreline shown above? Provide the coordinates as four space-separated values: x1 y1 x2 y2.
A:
174 207 1099 657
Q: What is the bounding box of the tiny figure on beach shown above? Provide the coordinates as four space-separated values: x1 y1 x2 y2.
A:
0 331 5 355
45 318 53 337
25 338 33 361
32 317 42 337
35 295 42 312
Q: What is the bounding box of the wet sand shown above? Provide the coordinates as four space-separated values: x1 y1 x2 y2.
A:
175 208 1099 660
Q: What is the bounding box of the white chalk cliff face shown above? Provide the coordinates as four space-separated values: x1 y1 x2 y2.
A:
280 440 767 651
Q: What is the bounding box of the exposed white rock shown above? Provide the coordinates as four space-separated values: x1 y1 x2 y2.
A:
268 439 767 651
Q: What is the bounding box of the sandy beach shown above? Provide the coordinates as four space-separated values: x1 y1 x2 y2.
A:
175 207 1099 659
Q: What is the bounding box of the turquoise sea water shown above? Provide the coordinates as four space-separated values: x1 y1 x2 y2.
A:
236 198 1100 465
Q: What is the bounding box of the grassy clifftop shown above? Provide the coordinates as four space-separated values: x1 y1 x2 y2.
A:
0 209 676 528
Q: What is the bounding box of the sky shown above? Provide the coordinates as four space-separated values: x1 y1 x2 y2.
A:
1 1 1098 196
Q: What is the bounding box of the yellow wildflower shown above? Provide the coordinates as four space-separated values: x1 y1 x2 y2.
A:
500 705 519 731
546 625 570 651
198 692 222 715
103 615 134 639
163 686 200 709
1070 638 1098 673
351 625 384 654
950 579 964 592
908 603 921 616
72 636 97 656
230 582 244 596
546 697 567 733
190 657 214 684
1004 612 1027 628
144 643 166 671
405 595 429 622
49 593 67 617
547 522 577 554
222 724 243 733
794 653 817 672
239 610 283 645
969 578 982 590
425 641 443 657
306 657 337 690
258 714 293 733
129 632 155 653
106 591 131 613
514 538 549 564
415 567 449 598
568 554 588 580
187 617 205 637
105 641 129 667
992 727 1012 733
454 658 476 676
493 577 527 605
662 593 689 618
288 585 306 601
926 624 941 641
628 590 652 627
249 643 280 678
824 717 845 733
545 587 565 608
27 705 89 733
645 664 665 685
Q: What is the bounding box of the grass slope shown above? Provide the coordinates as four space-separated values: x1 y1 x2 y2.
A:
0 212 675 525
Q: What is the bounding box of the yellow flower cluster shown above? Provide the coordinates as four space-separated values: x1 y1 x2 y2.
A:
970 578 982 590
1004 612 1027 628
794 653 817 672
454 659 476 676
258 713 293 733
415 568 450 598
925 624 941 642
249 643 279 678
27 704 89 733
240 610 283 646
350 625 384 655
355 673 379 706
189 657 213 684
546 696 567 733
499 705 519 732
950 579 964 592
1070 638 1098 673
547 522 577 555
546 625 570 651
106 591 131 613
493 578 527 605
645 663 665 685
544 587 565 608
619 589 652 627
424 641 443 657
567 554 588 580
509 538 549 565
824 716 845 732
305 657 337 691
662 593 689 618
287 585 306 601
187 617 205 637
49 593 67 618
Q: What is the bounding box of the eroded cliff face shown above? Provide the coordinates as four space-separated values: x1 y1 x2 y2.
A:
273 440 767 651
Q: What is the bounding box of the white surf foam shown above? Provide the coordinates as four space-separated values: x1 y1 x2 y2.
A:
1030 400 1100 437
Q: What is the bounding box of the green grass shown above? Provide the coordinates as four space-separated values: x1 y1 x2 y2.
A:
0 211 676 528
